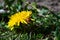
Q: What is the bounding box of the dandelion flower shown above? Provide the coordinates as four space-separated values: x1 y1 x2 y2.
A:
8 11 32 30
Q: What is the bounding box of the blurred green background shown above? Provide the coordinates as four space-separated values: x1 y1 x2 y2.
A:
0 0 60 40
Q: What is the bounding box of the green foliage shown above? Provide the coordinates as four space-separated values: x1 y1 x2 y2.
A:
0 0 60 40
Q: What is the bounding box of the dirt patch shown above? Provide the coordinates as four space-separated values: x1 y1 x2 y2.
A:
26 0 60 12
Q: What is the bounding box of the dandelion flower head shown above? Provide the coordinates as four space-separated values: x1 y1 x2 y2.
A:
8 11 32 30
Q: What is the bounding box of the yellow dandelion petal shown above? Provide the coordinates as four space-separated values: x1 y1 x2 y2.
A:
10 27 14 30
31 18 35 21
7 11 32 30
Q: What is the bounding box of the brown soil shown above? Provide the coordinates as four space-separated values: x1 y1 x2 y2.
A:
26 0 60 12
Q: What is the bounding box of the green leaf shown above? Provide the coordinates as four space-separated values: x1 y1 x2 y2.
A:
37 9 48 16
36 33 43 39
